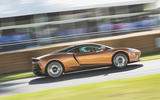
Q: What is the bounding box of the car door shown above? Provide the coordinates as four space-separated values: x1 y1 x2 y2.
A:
75 44 108 67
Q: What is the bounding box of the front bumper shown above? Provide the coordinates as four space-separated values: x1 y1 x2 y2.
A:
130 58 141 63
129 51 141 63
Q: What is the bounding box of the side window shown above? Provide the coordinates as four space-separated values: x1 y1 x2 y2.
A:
79 45 102 53
67 48 79 53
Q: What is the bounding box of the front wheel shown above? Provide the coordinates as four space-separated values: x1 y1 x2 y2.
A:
46 61 64 78
113 53 128 68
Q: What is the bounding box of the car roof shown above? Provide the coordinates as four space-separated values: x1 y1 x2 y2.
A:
72 43 103 47
56 43 113 53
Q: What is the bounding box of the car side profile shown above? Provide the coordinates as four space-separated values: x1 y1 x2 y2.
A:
32 43 141 77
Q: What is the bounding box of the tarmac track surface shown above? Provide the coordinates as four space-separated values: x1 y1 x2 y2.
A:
0 59 160 96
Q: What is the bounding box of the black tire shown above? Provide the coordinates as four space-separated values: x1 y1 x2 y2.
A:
46 61 64 78
113 53 128 68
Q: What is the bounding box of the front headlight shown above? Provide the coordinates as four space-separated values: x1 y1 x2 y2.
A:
128 48 139 52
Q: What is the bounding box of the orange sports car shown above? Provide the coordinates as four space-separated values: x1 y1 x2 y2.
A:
32 43 141 77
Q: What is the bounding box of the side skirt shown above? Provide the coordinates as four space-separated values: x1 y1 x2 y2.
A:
64 65 112 75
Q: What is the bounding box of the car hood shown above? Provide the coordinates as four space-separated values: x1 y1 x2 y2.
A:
112 47 134 50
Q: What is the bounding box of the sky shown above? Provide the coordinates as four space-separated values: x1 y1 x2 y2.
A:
0 0 158 18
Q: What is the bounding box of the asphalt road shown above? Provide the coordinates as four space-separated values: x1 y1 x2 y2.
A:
0 59 160 97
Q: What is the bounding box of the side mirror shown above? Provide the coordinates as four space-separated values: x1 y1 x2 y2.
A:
101 46 107 51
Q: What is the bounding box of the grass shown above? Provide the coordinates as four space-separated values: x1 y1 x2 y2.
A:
0 70 35 82
0 74 160 100
0 51 160 82
141 52 160 61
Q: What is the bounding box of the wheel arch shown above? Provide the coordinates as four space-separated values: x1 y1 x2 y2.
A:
112 51 130 64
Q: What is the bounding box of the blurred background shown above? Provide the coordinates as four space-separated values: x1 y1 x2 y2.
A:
0 0 160 52
1 1 160 99
1 0 160 74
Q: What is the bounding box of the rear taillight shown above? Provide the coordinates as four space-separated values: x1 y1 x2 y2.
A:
32 58 39 64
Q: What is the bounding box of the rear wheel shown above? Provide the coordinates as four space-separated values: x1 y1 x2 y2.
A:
113 53 128 68
47 61 64 78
